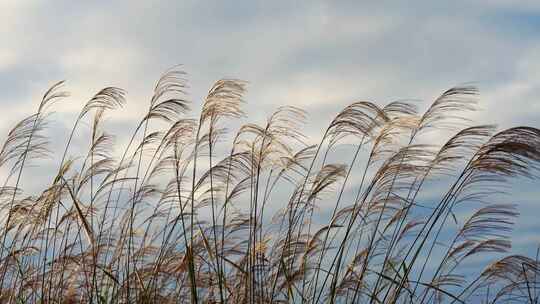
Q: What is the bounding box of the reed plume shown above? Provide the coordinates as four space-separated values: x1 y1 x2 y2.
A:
0 68 539 303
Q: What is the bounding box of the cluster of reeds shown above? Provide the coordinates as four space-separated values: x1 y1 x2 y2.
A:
0 67 539 303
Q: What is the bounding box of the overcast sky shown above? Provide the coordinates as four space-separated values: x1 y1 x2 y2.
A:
1 0 540 267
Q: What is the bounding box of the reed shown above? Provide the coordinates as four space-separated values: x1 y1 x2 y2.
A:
0 67 538 303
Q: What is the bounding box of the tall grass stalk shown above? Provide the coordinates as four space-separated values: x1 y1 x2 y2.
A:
0 69 539 303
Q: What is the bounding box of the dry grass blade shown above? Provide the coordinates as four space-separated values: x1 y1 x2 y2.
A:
0 76 538 304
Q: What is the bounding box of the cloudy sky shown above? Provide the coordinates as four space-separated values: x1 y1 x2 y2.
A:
1 0 540 265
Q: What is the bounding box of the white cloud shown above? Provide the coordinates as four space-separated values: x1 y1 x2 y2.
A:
0 49 18 70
